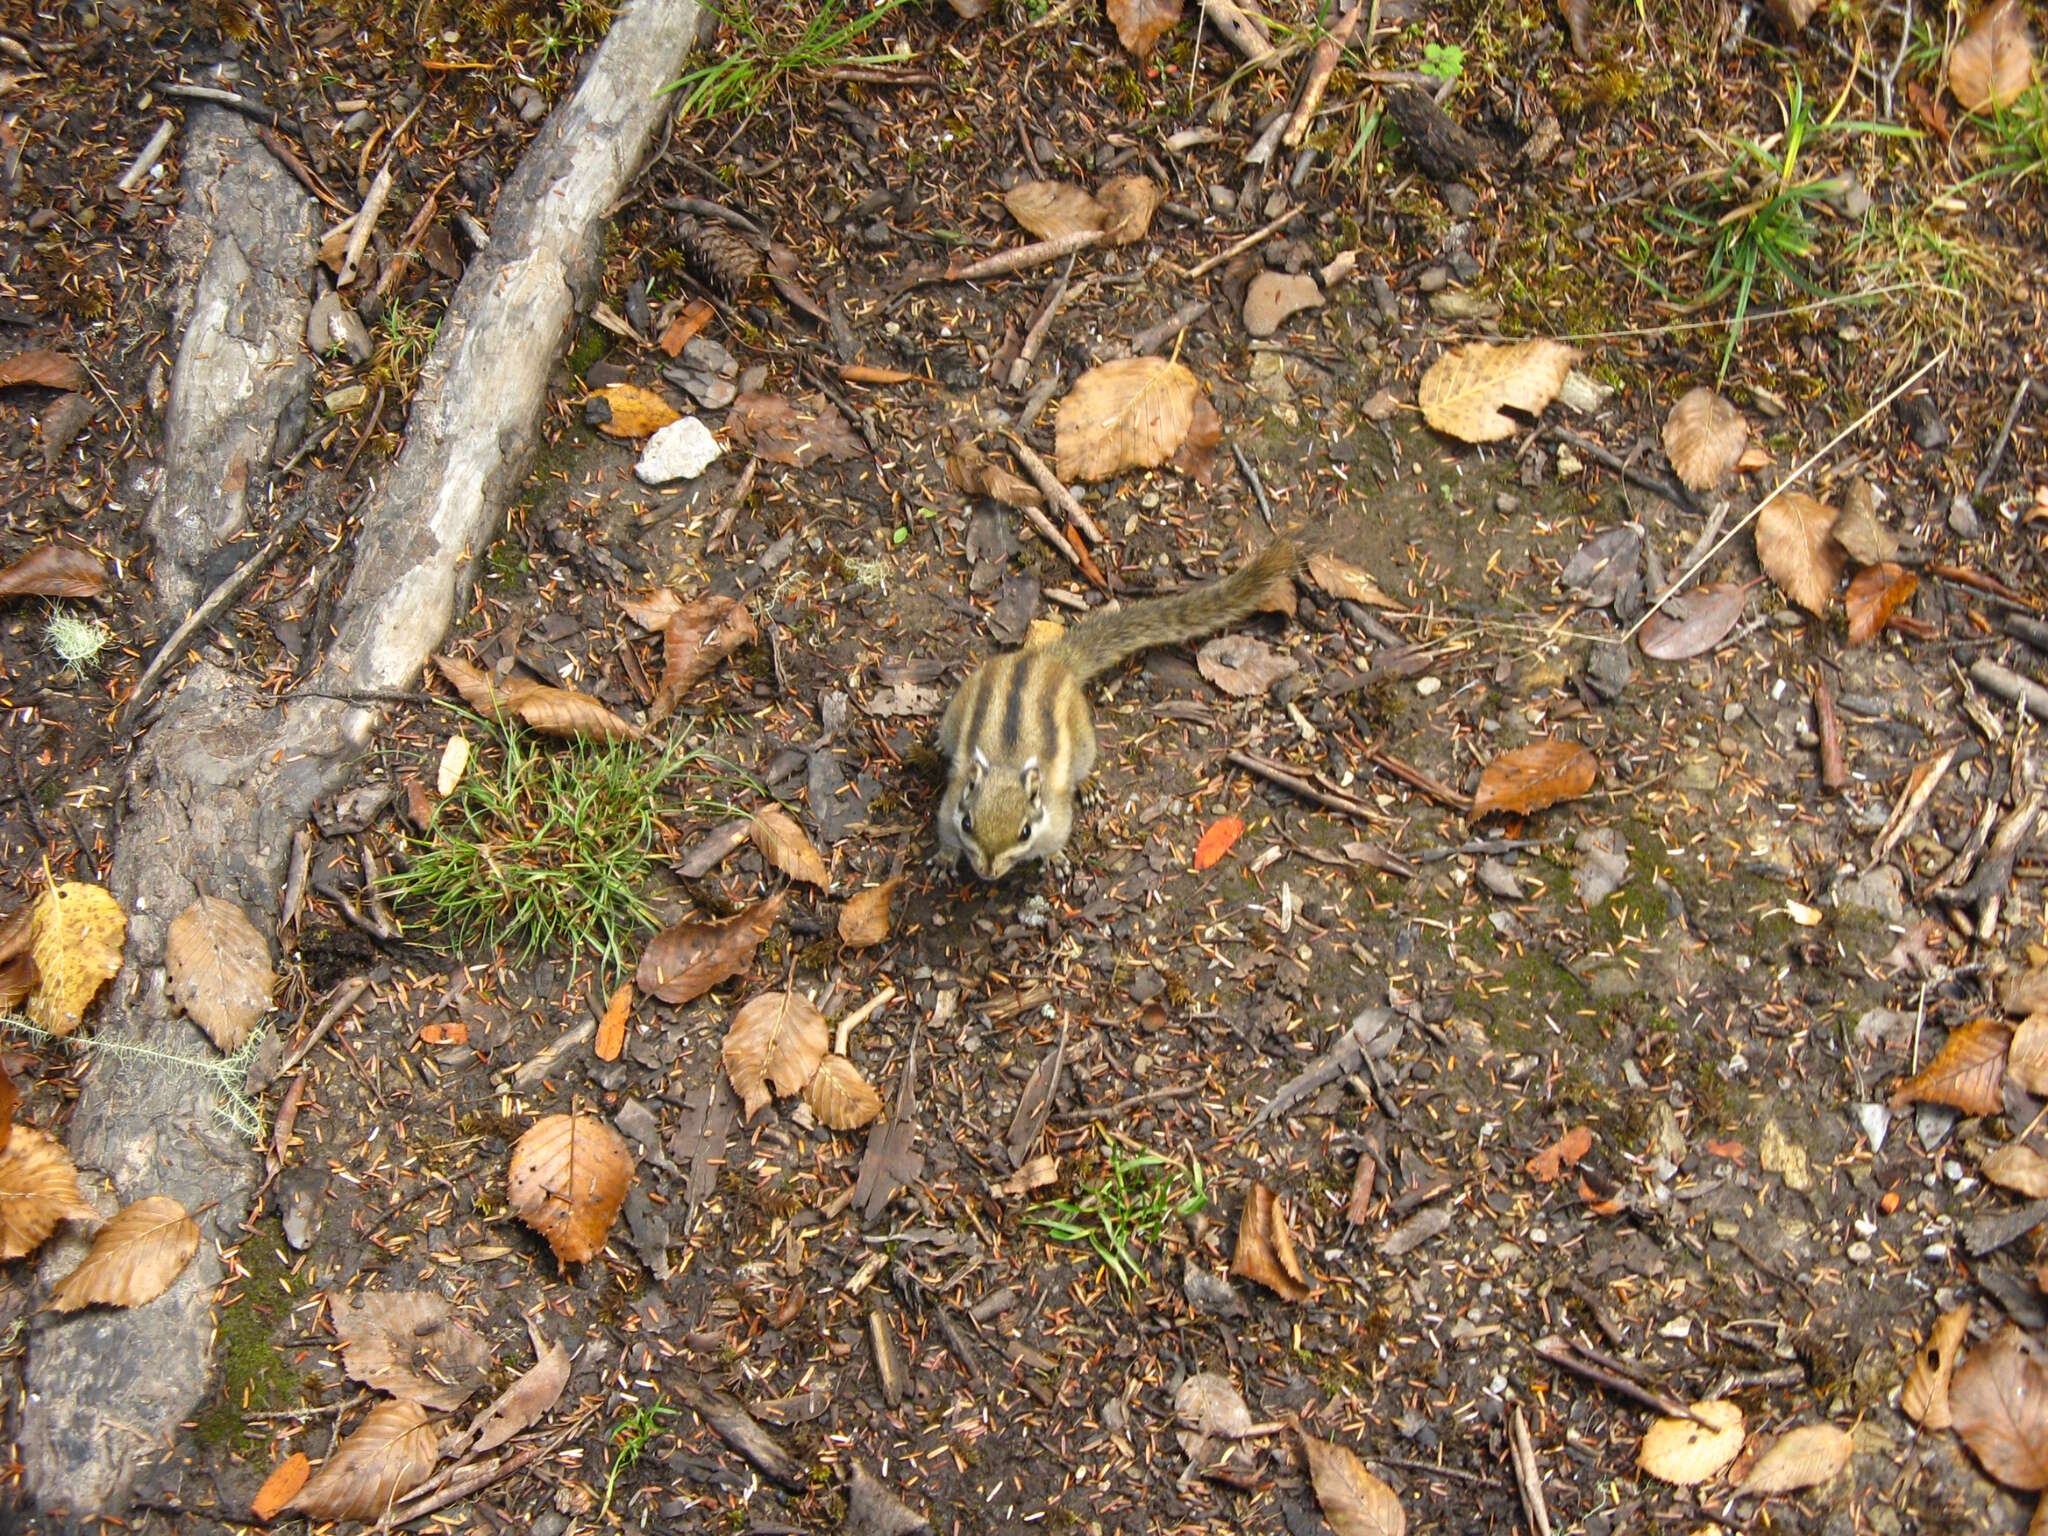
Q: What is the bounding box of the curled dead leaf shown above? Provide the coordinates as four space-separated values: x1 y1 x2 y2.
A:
587 383 681 440
636 892 784 1005
595 981 633 1063
1526 1124 1593 1183
1738 1422 1852 1495
838 876 903 949
1305 550 1397 608
331 1289 490 1410
1106 0 1184 58
1002 180 1106 240
1097 175 1163 245
163 896 275 1052
1903 1303 1972 1430
0 1125 94 1260
1055 357 1202 482
0 348 87 392
750 805 829 887
1984 1142 2048 1198
45 1195 200 1313
1638 1399 1744 1485
1470 740 1597 821
506 1113 633 1266
0 545 107 600
1845 563 1918 646
1197 634 1298 698
653 595 756 721
1951 0 2035 112
723 991 830 1121
1638 583 1749 661
432 655 642 742
464 1325 571 1455
26 881 125 1038
1662 387 1748 492
1230 1182 1311 1301
1418 339 1579 444
725 391 865 468
805 1053 884 1130
1889 1016 2011 1116
288 1399 440 1519
2011 1014 2048 1095
618 587 684 631
1756 493 1845 617
1833 481 1899 565
1300 1432 1407 1536
1951 1326 2048 1490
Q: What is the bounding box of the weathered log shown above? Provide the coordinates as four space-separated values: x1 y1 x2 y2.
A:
21 0 701 1513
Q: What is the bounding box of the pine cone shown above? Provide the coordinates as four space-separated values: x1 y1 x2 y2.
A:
682 219 761 296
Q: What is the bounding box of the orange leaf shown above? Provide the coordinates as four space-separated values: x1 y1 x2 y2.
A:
1890 1016 2011 1115
1470 740 1597 821
0 349 87 392
1846 562 1918 646
595 981 633 1062
252 1452 311 1520
418 1021 468 1046
1526 1124 1593 1183
1194 816 1246 871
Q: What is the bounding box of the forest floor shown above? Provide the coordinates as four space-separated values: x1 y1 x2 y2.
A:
2 0 2047 1530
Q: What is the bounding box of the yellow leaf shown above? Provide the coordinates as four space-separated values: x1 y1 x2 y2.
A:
1662 387 1748 492
1638 1399 1744 1485
1054 357 1201 482
0 1125 94 1260
723 992 830 1122
506 1113 633 1266
26 882 125 1037
1755 492 1845 616
1418 339 1579 444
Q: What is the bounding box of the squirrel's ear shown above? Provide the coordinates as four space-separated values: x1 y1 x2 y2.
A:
1021 758 1041 802
971 747 989 778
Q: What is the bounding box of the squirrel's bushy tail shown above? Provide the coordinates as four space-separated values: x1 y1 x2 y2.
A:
1052 539 1298 682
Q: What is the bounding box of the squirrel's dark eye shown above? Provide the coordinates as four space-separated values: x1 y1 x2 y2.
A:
959 808 974 835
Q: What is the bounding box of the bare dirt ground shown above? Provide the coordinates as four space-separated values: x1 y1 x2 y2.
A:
2 0 2047 1530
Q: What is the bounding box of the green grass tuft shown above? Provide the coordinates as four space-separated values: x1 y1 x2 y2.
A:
665 0 914 123
1025 1137 1207 1291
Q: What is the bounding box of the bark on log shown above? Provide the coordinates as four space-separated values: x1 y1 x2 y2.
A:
145 80 317 617
21 0 701 1513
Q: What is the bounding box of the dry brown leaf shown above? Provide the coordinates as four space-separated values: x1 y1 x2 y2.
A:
1054 357 1201 482
26 881 125 1038
1230 1182 1311 1301
1755 492 1845 616
506 1113 633 1266
1985 1143 2048 1198
1175 1372 1254 1461
1952 1326 2048 1490
466 1327 571 1454
1846 562 1918 646
1171 391 1227 484
502 680 643 743
1890 1016 2011 1115
1903 1303 1972 1430
595 981 632 1063
725 391 865 468
1738 1422 1852 1495
0 1064 16 1156
1526 1124 1593 1183
1106 0 1184 57
750 805 829 888
0 953 36 1015
652 595 757 721
1765 0 1818 31
0 349 87 392
1951 0 2035 112
45 1195 199 1313
1197 634 1298 698
1305 550 1397 608
1638 1399 1744 1485
618 587 684 631
723 991 830 1121
636 891 784 1005
163 896 275 1052
588 383 682 440
1097 175 1163 245
839 877 903 949
1418 339 1579 444
1662 387 1749 492
252 1453 311 1521
1638 583 1749 661
288 1399 440 1519
331 1289 490 1410
433 654 507 717
2012 1015 2048 1094
0 545 108 599
1833 481 1899 565
1002 180 1106 240
1470 740 1597 821
0 1125 93 1259
1300 1433 1407 1536
805 1053 884 1130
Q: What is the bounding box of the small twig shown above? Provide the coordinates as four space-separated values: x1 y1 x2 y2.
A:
1131 300 1209 356
1181 206 1299 281
337 162 394 289
1008 255 1076 390
1509 1404 1553 1536
1542 424 1702 517
1973 377 2031 500
1812 667 1848 792
280 976 372 1076
1006 436 1107 548
1198 0 1279 64
1367 748 1472 813
1052 1083 1201 1125
1232 443 1275 530
382 1404 601 1528
833 984 898 1056
116 120 176 193
1932 561 2044 615
257 125 349 213
893 230 1104 295
1281 0 1366 149
161 80 278 126
1534 1335 1693 1421
1970 658 2048 721
1229 750 1391 822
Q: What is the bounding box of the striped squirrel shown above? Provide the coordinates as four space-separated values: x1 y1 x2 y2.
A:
937 540 1297 879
